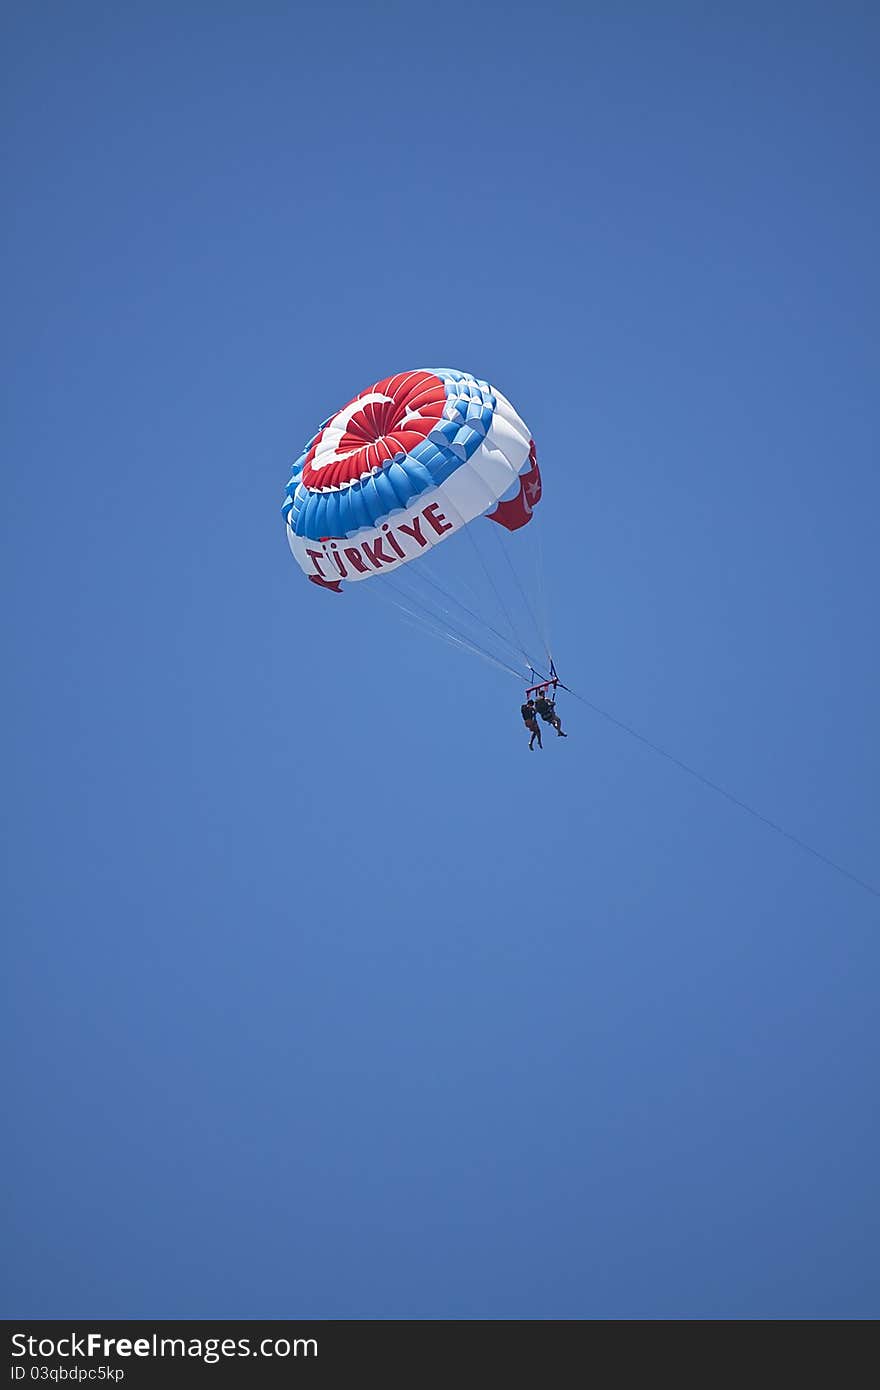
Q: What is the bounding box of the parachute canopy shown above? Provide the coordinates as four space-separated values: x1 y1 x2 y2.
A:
282 368 542 593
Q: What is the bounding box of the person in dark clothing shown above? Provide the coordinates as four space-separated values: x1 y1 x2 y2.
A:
521 697 542 750
534 691 567 736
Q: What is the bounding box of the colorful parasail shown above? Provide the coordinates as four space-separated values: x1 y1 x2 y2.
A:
282 368 542 594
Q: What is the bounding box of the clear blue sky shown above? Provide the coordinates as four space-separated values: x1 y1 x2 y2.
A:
3 1 878 1319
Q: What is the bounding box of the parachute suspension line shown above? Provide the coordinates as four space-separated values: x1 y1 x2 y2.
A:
447 504 521 656
416 546 486 618
389 552 537 677
374 481 546 678
379 569 490 656
359 577 526 682
389 602 526 681
380 570 530 682
533 521 553 666
462 521 546 676
421 628 526 682
563 683 880 901
489 516 552 669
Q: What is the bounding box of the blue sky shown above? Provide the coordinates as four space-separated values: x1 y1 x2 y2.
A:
3 1 878 1319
